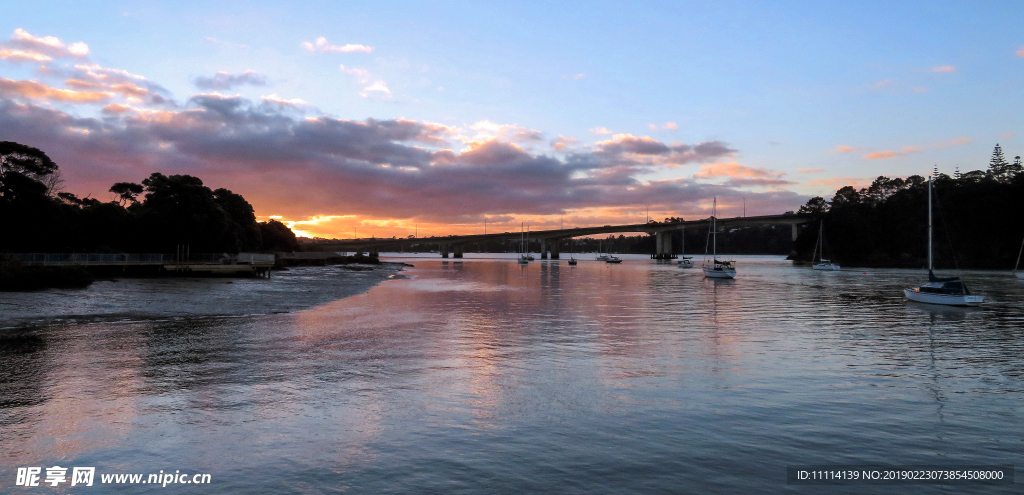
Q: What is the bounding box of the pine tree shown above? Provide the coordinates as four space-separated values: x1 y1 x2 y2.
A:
988 143 1010 179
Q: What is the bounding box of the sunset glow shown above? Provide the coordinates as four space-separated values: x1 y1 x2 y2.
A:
2 2 1022 238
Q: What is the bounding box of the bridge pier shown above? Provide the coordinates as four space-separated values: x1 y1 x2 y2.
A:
440 243 449 258
550 240 560 259
653 231 674 259
540 240 548 259
453 244 464 258
792 224 798 241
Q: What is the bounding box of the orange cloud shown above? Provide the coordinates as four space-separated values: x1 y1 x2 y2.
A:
1017 48 1024 58
934 136 970 148
832 145 855 153
0 78 112 102
694 161 779 179
0 48 52 62
797 168 825 173
932 65 956 73
102 103 134 114
1001 132 1014 138
863 145 922 160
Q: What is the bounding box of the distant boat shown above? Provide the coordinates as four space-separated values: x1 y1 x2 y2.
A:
605 255 622 264
595 240 610 261
518 222 530 264
811 220 841 271
702 197 736 279
568 238 578 265
678 227 694 268
904 176 984 306
1014 235 1024 279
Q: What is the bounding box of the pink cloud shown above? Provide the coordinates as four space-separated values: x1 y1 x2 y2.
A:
832 145 855 153
932 65 956 73
1017 48 1024 58
797 168 825 173
7 28 88 58
873 79 892 89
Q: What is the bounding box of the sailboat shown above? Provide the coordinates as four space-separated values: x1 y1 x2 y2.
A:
568 238 578 265
523 225 535 260
702 197 736 279
1014 235 1024 279
595 239 610 261
518 223 530 264
678 226 693 268
904 176 984 306
811 220 841 271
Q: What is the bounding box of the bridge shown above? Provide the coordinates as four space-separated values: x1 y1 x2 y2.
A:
314 213 807 259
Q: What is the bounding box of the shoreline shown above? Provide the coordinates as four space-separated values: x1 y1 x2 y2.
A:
0 263 409 330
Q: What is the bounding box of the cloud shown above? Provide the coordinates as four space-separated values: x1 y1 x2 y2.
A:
301 37 373 54
260 94 307 107
0 48 52 62
648 122 678 131
1001 132 1014 138
590 126 612 135
863 146 922 160
0 93 807 231
340 65 372 83
7 28 89 58
932 65 956 73
0 78 112 102
873 79 892 89
832 145 855 153
797 168 825 173
1017 48 1024 58
562 73 585 80
933 136 970 148
359 81 392 99
194 70 268 90
551 135 578 152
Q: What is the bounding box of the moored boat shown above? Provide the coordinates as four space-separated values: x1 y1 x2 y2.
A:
904 176 983 306
702 197 736 279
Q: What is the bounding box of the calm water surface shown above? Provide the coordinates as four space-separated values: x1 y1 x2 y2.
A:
1 256 1022 493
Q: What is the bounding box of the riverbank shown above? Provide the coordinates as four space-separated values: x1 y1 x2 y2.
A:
0 256 94 292
0 263 407 329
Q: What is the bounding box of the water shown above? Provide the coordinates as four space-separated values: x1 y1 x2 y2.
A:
1 255 1022 493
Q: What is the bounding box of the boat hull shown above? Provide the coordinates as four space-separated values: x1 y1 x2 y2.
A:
703 266 736 279
1017 272 1024 279
904 288 984 306
678 259 694 268
812 263 841 271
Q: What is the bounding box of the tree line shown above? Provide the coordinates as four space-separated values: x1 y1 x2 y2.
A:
0 141 299 254
794 144 1024 268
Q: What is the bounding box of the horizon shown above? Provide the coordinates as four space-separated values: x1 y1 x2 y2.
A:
1 1 1022 238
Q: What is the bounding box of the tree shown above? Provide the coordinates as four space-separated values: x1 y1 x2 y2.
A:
259 220 299 252
109 182 144 206
797 196 830 215
988 143 1013 180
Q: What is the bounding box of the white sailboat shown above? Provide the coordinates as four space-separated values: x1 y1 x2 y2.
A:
1014 235 1024 279
904 176 984 306
518 222 530 264
702 197 736 279
811 220 841 271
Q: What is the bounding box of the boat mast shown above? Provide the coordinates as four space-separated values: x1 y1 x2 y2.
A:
1015 235 1024 274
712 197 717 259
928 176 933 271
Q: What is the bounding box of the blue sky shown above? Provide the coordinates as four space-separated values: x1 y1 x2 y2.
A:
1 1 1022 236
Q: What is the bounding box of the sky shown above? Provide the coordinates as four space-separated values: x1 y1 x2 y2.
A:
1 1 1022 238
